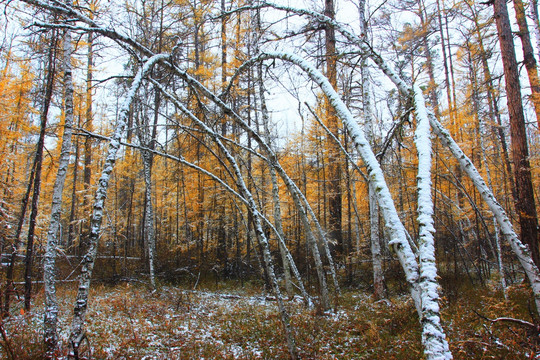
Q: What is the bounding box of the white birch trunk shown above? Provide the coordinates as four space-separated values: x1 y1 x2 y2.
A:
413 85 452 359
270 169 294 298
68 54 168 354
43 17 74 357
142 150 156 289
358 0 386 299
368 182 386 299
477 106 507 296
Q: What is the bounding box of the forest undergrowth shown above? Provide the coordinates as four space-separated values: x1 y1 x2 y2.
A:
0 279 537 359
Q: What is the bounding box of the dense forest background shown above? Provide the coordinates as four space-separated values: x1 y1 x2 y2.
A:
0 0 539 358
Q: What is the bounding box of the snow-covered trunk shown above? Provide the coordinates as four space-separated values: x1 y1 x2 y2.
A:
68 54 168 355
413 85 452 359
142 150 156 289
429 114 540 313
43 19 74 358
364 86 386 299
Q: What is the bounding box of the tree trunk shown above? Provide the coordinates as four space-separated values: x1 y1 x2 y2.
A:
24 32 58 312
513 0 540 128
68 54 168 355
81 30 94 255
4 157 36 316
493 0 540 268
44 19 74 356
324 0 343 254
359 0 387 300
141 150 156 288
530 0 540 62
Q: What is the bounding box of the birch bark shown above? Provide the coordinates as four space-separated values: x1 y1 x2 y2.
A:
43 16 74 357
24 31 59 312
68 54 168 355
413 85 452 359
358 0 386 300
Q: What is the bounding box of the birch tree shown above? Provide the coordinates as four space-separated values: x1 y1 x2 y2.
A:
358 0 386 300
43 9 75 356
68 54 168 355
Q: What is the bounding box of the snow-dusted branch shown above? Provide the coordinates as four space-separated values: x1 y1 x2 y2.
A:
22 0 153 57
305 102 368 182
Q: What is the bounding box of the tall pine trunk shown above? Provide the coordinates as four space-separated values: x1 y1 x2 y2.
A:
324 0 343 254
513 0 540 128
493 0 540 268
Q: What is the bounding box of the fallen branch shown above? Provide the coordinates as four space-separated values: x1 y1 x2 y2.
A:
474 310 540 333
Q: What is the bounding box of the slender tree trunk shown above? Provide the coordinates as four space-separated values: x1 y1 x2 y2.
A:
418 0 440 117
513 0 540 128
436 0 453 121
44 19 74 356
530 0 540 61
257 63 294 298
24 32 58 312
67 111 80 250
4 153 36 316
81 31 94 255
359 0 386 300
142 150 156 288
493 0 540 268
324 0 343 254
68 54 168 355
466 44 508 296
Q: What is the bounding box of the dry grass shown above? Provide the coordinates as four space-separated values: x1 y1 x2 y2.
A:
0 280 537 359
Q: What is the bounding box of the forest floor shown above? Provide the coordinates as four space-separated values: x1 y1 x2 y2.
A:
0 279 538 359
